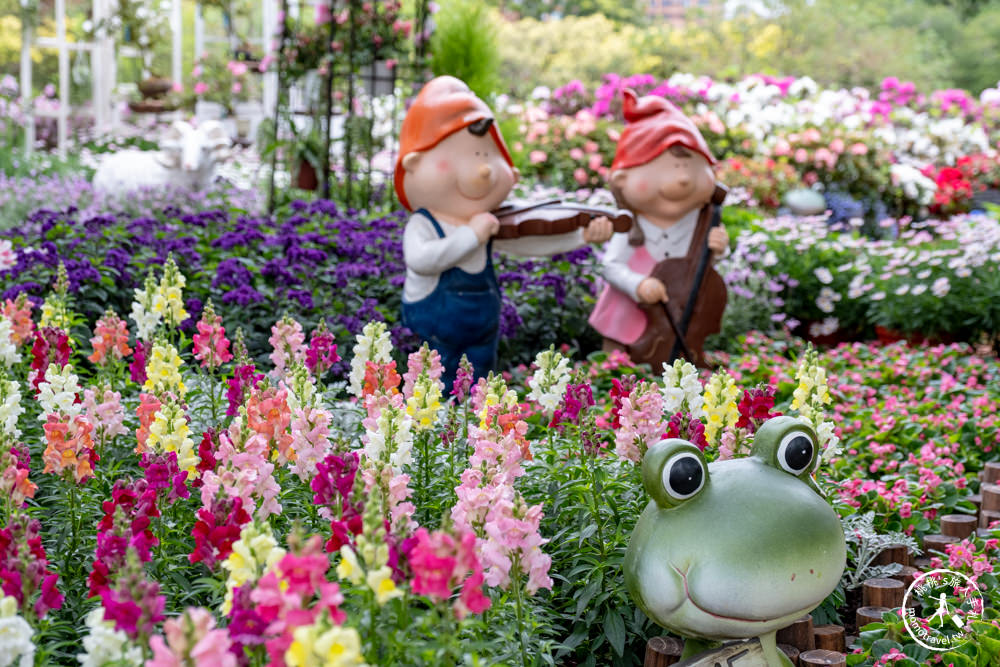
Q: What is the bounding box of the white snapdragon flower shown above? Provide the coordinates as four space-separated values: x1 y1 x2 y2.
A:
0 378 22 442
0 595 34 667
130 274 162 341
661 358 704 418
363 395 413 470
527 347 571 415
349 321 393 399
0 318 18 367
36 364 82 419
76 607 143 667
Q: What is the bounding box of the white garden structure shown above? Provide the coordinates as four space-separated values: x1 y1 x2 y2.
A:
19 0 277 154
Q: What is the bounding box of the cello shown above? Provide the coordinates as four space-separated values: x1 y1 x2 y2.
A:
627 184 728 369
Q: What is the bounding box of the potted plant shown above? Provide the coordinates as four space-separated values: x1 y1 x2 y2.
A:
93 0 172 90
289 129 325 191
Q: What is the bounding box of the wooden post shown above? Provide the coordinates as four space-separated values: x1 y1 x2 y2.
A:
856 606 889 628
889 566 919 588
813 625 846 653
981 483 1000 512
873 543 910 567
983 462 1000 484
777 614 815 652
799 649 846 667
923 534 958 554
967 493 982 512
980 510 1000 529
941 514 977 539
862 578 904 609
778 644 800 666
644 636 683 667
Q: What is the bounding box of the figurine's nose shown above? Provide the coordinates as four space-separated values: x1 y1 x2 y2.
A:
477 164 493 180
660 175 694 199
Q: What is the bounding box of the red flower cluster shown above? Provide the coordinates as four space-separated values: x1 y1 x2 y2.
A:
88 479 160 597
310 451 363 553
608 375 637 430
549 382 595 431
922 153 1000 216
226 363 264 417
0 514 63 619
664 411 708 450
189 495 251 569
29 326 71 391
735 385 781 432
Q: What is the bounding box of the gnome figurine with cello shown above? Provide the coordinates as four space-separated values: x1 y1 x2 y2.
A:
589 89 729 369
394 76 618 391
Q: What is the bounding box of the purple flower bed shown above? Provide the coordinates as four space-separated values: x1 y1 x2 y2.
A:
0 198 603 368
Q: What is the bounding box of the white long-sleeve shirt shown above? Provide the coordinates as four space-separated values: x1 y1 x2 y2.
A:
600 209 700 302
402 211 587 303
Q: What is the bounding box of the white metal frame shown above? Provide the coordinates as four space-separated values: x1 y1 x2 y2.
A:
20 0 188 154
20 0 280 153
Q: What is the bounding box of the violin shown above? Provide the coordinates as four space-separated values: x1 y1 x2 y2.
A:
491 199 634 239
627 184 728 369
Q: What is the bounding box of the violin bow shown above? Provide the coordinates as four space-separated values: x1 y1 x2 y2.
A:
668 184 728 364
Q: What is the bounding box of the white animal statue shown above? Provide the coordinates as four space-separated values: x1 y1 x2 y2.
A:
93 120 230 193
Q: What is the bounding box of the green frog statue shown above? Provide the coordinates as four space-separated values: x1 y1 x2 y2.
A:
624 417 847 666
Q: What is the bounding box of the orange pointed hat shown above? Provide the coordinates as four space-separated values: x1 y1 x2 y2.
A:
394 76 513 211
611 89 717 171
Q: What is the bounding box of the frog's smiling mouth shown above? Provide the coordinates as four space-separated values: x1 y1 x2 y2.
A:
672 565 774 624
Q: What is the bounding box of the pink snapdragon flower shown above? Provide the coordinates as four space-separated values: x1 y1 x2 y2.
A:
192 307 233 369
268 317 306 378
479 494 552 594
614 381 665 463
402 344 444 399
305 325 339 378
83 386 127 448
289 406 332 481
408 527 491 618
148 607 237 667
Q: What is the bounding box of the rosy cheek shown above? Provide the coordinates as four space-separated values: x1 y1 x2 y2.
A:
436 159 451 173
634 178 650 195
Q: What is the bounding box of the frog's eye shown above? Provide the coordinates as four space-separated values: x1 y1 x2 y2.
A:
642 439 708 508
778 431 815 475
662 452 704 500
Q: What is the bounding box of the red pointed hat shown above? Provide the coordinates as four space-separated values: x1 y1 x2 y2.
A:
611 89 717 171
394 76 513 211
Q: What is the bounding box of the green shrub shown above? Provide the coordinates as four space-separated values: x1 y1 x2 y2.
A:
429 0 501 101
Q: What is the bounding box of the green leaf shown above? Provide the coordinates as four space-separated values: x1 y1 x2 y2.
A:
602 608 626 657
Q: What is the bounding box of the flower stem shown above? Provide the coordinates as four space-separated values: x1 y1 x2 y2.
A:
66 481 79 564
512 562 529 667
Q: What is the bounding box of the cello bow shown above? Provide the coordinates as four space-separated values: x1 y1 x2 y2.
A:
668 184 728 363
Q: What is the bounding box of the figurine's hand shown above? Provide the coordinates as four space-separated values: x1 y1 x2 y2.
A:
582 216 614 244
637 277 669 304
469 212 500 243
708 226 730 256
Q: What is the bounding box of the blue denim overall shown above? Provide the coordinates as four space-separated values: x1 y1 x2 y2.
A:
402 209 502 393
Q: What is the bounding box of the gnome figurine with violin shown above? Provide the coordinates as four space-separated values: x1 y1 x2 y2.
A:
589 89 729 369
395 76 616 391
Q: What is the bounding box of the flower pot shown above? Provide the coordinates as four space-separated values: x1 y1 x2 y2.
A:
874 325 906 345
874 325 959 347
296 159 319 191
138 76 173 100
